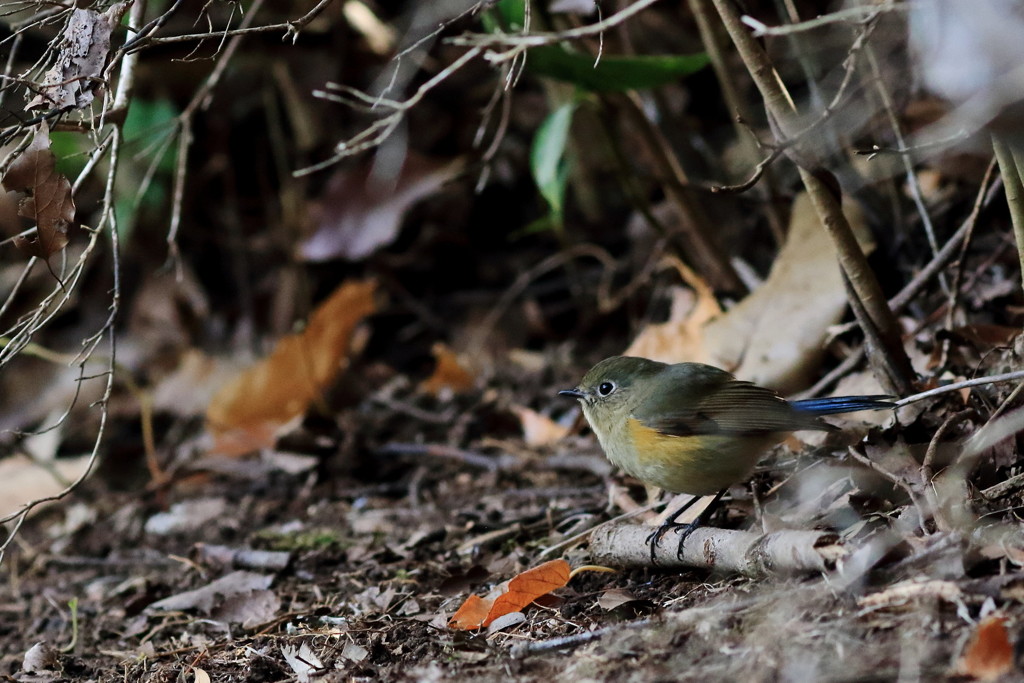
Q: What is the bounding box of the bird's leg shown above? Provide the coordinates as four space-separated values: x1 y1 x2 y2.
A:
644 490 727 564
645 493 705 564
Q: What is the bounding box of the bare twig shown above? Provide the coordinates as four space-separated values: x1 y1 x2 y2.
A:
166 0 267 274
740 4 901 37
448 0 662 51
992 135 1024 297
896 371 1024 407
865 44 948 296
0 121 122 563
711 0 914 393
846 446 932 534
121 0 335 51
687 0 784 242
295 46 483 176
589 522 843 575
613 91 742 291
921 409 976 485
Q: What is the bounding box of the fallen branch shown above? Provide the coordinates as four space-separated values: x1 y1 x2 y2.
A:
589 523 843 576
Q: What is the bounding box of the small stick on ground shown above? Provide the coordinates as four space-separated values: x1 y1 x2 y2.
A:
589 523 842 576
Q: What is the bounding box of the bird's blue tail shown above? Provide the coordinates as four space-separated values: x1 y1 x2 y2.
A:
791 395 894 416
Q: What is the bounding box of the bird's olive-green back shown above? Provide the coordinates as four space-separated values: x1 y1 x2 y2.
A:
580 357 827 437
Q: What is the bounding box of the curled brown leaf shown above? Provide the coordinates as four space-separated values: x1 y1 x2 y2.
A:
1 123 75 258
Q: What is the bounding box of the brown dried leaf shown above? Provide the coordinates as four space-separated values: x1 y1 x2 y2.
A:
26 8 115 110
206 279 377 452
419 343 475 396
956 614 1015 681
627 194 871 394
1 123 75 258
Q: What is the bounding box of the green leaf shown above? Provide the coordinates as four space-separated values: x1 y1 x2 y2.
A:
482 0 525 33
496 0 525 31
528 47 709 92
49 132 91 179
531 101 576 223
123 97 178 174
116 97 179 239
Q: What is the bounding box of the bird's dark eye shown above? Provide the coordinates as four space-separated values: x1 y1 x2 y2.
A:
598 381 616 397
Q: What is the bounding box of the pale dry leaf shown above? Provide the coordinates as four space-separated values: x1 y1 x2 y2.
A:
512 405 569 446
26 7 115 110
151 351 246 418
147 571 274 613
211 588 281 627
340 640 369 663
21 642 58 674
144 498 229 535
910 0 1024 140
597 587 638 610
625 257 721 363
281 643 323 683
486 611 526 635
0 454 92 519
702 192 873 392
301 153 463 262
1 123 75 258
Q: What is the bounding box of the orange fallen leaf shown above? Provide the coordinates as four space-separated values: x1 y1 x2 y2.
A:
447 560 613 630
956 614 1014 681
419 343 475 396
488 559 571 622
448 594 492 630
206 279 377 453
448 559 570 630
512 405 569 446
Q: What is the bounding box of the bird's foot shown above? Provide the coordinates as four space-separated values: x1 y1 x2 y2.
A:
645 520 701 565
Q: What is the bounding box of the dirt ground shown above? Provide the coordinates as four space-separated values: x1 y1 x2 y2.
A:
3 365 1024 682
4 0 1024 680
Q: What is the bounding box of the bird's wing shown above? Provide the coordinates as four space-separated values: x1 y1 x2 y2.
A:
635 369 829 437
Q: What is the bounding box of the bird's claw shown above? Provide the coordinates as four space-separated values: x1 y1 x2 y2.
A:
645 521 700 565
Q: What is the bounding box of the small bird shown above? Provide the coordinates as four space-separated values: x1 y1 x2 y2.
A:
559 356 894 561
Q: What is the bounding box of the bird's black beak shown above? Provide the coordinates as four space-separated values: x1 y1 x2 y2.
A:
559 388 585 399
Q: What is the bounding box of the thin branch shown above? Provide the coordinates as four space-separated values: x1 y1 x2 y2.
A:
121 0 335 52
712 0 913 393
165 0 267 273
0 120 122 563
864 43 948 296
896 370 1024 407
740 4 904 37
294 46 483 176
447 0 663 51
